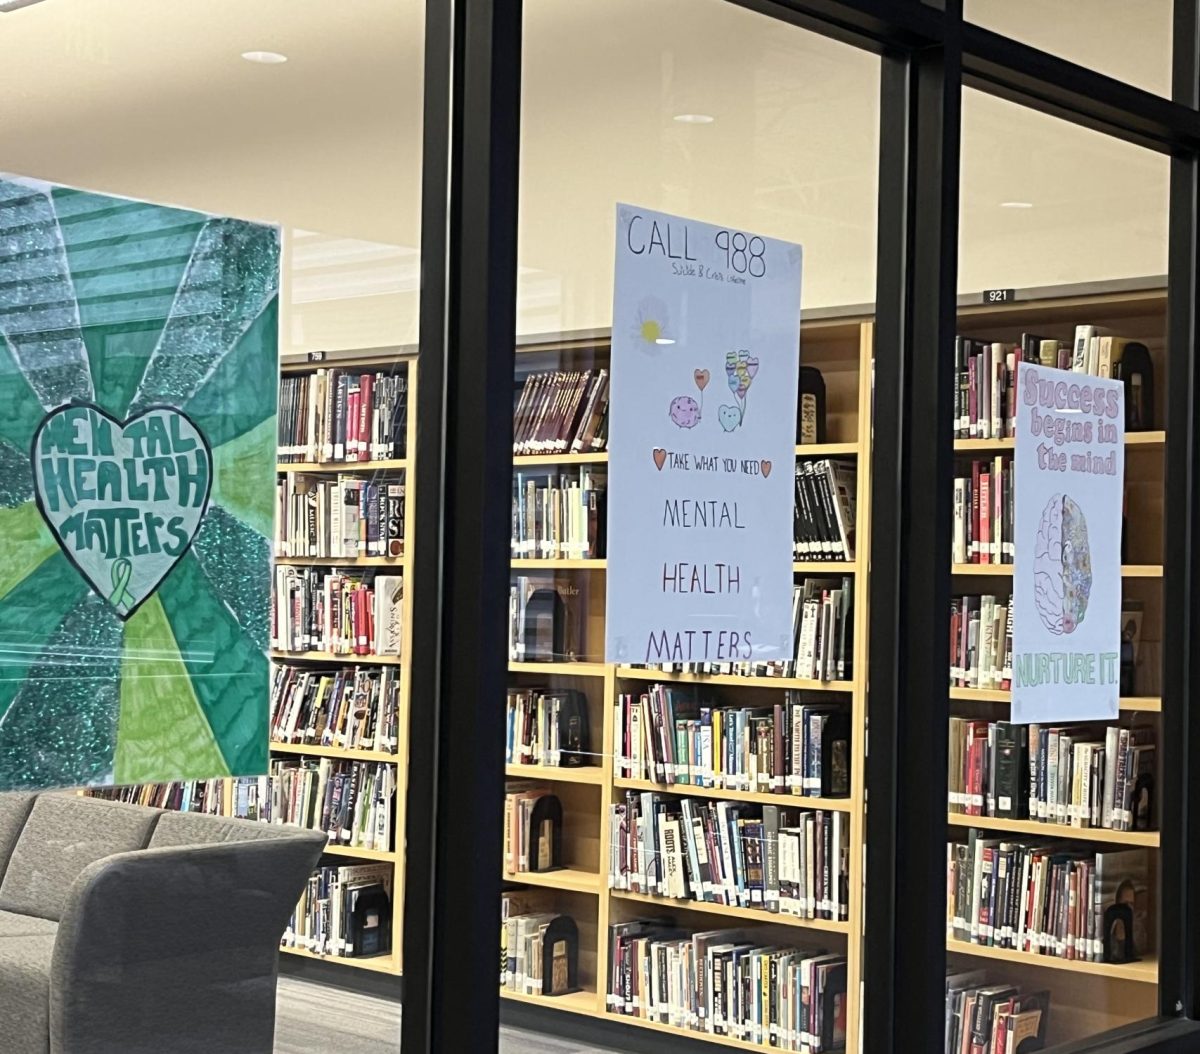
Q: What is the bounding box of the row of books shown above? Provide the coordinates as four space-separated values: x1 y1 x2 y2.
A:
953 328 1135 440
947 834 1149 964
511 468 605 559
90 763 396 853
952 456 1013 566
271 569 404 656
513 368 609 455
275 474 405 559
609 793 850 921
607 922 846 1051
949 718 1156 832
508 575 588 663
950 594 1012 692
269 663 401 755
944 970 1049 1054
283 862 394 960
279 368 408 463
503 785 560 874
612 689 851 798
499 894 577 997
793 459 856 561
505 687 589 768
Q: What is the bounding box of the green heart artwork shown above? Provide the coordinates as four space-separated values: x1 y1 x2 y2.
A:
0 175 279 791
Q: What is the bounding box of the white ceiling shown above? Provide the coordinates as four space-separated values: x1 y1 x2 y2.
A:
0 0 1172 350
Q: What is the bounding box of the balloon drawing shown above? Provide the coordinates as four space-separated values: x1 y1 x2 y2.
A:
720 350 759 431
668 366 711 429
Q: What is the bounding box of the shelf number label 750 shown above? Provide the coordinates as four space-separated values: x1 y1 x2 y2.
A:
715 230 767 277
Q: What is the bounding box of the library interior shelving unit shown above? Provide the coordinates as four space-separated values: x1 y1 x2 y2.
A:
946 289 1167 1046
502 319 874 1050
269 350 418 978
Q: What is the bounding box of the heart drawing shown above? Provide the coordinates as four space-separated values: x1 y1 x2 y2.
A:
760 460 772 478
31 402 213 620
652 448 667 471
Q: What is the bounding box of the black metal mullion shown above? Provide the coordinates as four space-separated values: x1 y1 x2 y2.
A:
402 1 523 1052
962 23 1200 154
727 0 942 52
1160 0 1200 1023
865 17 962 1054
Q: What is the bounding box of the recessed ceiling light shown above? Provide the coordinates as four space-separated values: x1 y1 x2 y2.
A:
655 338 676 345
242 50 288 65
1000 201 1034 209
0 0 50 12
674 113 714 125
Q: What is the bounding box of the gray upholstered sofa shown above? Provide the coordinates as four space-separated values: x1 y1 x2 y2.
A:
0 792 327 1054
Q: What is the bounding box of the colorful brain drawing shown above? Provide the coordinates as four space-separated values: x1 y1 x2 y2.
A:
1033 493 1093 635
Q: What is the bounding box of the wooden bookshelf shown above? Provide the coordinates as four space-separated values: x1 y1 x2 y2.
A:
946 291 1169 1044
501 319 872 1052
946 812 1160 847
270 352 419 979
277 458 408 473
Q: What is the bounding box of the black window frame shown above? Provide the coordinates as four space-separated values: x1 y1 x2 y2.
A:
401 1 1200 1051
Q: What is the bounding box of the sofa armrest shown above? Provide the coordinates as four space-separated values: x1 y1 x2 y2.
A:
49 834 326 1054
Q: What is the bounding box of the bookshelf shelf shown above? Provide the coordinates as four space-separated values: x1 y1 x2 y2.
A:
793 560 856 574
505 763 605 785
946 813 1160 847
513 451 609 466
948 686 1162 712
270 741 399 763
946 939 1159 985
613 777 855 812
503 866 603 895
277 459 408 473
320 843 397 863
508 661 609 677
499 988 600 1015
610 888 850 933
597 1012 781 1052
794 441 858 456
510 558 607 570
614 666 852 692
273 555 403 567
280 946 400 974
269 650 405 666
951 564 1162 578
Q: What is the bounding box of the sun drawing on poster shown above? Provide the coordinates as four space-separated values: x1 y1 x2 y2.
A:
0 176 279 791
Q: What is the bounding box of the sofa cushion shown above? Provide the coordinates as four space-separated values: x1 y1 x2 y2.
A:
0 796 159 921
0 933 54 1054
0 910 57 938
149 811 312 849
0 794 36 884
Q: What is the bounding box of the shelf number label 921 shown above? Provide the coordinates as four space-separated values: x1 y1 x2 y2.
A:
715 230 767 277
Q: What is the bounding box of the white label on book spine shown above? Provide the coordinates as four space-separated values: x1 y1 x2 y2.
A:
604 205 802 667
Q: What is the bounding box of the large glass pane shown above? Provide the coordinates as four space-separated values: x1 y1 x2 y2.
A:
946 87 1169 1050
0 4 420 1050
502 2 879 1050
966 0 1173 99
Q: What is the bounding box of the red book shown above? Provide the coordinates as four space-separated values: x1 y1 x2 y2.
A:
970 462 982 562
347 389 360 461
358 373 373 461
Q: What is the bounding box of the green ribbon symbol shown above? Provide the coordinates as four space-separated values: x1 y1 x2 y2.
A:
109 558 135 613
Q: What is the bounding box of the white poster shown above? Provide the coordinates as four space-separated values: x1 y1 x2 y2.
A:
1012 364 1125 723
605 204 802 666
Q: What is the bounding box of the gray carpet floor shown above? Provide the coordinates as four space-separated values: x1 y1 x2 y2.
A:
274 977 616 1054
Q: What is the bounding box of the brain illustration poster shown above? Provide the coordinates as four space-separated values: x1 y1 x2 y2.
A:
0 175 279 790
605 204 801 665
1012 364 1124 723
